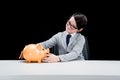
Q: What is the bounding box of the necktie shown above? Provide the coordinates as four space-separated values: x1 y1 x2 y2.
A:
66 34 71 46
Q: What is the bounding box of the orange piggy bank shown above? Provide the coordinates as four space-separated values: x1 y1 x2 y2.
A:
19 44 50 63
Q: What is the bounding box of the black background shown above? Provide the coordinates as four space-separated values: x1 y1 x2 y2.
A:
1 1 120 60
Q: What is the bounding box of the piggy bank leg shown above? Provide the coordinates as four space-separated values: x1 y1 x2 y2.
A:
38 60 42 63
26 60 31 63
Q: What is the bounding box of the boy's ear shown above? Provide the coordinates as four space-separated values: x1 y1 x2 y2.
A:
77 28 83 32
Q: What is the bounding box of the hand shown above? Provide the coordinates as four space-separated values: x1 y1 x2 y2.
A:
42 53 60 63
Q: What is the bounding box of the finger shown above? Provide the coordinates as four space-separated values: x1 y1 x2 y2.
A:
42 58 48 63
47 60 53 63
42 57 48 60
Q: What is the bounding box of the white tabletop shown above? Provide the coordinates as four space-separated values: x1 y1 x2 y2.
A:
0 60 120 80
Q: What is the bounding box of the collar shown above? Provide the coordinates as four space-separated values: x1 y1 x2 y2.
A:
65 31 76 38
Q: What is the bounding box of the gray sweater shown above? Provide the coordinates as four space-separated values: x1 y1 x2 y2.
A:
39 31 85 62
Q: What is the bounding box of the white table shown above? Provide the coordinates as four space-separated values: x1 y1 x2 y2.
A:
0 60 120 80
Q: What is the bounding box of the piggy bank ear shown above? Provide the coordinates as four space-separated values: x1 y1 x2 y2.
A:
36 44 44 50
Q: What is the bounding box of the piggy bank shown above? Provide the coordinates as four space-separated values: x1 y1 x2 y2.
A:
21 44 50 63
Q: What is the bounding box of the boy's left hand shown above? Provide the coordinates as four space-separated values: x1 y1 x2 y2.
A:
42 53 60 63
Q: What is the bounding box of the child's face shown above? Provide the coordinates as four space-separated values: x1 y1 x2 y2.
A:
65 16 78 34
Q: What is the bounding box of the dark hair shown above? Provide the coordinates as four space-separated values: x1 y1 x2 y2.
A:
72 12 87 29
